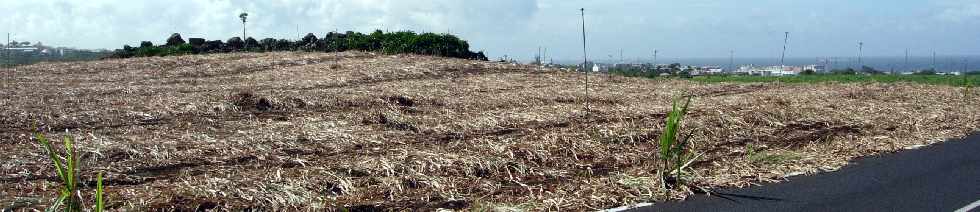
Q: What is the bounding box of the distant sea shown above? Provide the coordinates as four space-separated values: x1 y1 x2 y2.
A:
557 55 980 73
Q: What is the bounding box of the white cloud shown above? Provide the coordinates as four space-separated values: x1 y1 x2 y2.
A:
936 1 980 22
0 0 539 50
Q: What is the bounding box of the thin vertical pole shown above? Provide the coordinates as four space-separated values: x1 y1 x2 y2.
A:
4 33 8 69
858 42 864 67
730 50 735 72
964 58 969 73
580 8 590 113
905 49 910 72
780 32 789 66
933 51 937 71
543 47 548 64
653 50 658 66
3 32 7 88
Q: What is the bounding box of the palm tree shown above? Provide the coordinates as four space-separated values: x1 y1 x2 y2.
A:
239 12 249 48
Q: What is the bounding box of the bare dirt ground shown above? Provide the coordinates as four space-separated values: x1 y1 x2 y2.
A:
1 51 978 211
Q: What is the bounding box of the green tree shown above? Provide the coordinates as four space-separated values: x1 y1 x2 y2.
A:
861 66 882 74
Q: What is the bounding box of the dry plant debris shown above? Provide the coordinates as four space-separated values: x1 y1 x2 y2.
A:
1 51 978 211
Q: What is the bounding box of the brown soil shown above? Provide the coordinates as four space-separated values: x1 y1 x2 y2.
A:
1 51 977 211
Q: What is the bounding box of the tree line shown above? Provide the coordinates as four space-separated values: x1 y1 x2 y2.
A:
109 30 488 61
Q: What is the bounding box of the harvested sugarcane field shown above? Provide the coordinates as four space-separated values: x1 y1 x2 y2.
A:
1 51 978 210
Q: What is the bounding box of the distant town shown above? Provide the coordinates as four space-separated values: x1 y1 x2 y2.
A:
520 57 974 76
1 41 109 66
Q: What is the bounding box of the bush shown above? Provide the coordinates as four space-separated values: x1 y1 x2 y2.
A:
244 37 260 50
135 46 164 57
915 69 937 75
188 38 206 46
298 33 318 50
226 37 244 51
259 38 277 51
831 68 857 75
861 66 883 75
275 39 293 51
203 40 224 53
166 33 186 46
163 44 194 56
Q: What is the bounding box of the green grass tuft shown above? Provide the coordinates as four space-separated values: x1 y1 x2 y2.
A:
657 96 700 189
35 133 106 212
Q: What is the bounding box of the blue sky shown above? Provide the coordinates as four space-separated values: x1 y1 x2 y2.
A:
1 0 977 61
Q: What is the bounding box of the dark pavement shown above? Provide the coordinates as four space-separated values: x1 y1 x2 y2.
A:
632 132 980 212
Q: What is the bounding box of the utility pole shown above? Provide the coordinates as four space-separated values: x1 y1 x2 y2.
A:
858 42 864 67
964 58 969 73
3 32 8 89
905 48 910 72
730 50 735 72
4 33 8 69
653 49 658 66
580 8 590 113
543 47 548 64
620 49 624 64
781 32 789 66
536 46 542 65
933 51 937 71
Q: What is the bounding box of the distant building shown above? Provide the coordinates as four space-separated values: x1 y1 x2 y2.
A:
6 47 38 52
734 64 828 76
802 65 826 72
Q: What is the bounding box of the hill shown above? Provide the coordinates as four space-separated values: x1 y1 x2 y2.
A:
0 52 977 210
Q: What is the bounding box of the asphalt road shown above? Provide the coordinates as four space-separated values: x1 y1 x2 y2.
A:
632 133 980 212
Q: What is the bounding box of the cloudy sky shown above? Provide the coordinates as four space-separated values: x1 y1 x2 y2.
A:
1 0 978 61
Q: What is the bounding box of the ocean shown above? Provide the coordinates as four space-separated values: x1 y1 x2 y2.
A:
558 55 980 73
